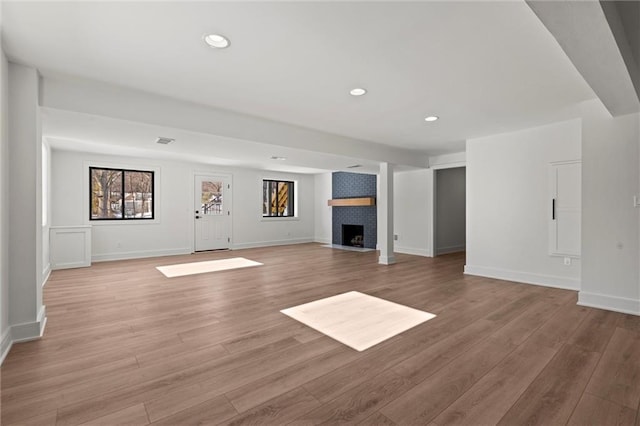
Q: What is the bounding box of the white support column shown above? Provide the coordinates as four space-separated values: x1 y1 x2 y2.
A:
8 63 46 342
378 162 396 265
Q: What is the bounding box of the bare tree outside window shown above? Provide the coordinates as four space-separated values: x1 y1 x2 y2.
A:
90 167 154 220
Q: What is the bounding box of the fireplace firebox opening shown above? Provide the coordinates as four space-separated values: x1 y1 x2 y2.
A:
342 224 364 247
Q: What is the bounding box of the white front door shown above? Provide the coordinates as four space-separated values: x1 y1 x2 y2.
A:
194 175 230 251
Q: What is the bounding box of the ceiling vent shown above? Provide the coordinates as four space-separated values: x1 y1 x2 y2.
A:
156 137 175 145
346 164 363 169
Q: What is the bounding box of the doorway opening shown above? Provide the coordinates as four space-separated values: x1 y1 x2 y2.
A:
434 167 466 256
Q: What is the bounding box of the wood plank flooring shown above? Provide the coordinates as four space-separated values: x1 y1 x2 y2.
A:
2 243 640 425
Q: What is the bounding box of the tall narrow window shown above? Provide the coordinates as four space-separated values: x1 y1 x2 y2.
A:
90 167 154 220
262 180 295 217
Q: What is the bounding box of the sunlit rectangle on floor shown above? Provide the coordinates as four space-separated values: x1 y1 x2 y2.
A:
156 257 263 278
281 291 436 351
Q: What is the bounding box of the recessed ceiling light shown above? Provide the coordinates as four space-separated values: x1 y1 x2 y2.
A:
424 116 439 122
346 164 363 168
350 88 367 96
204 34 230 49
270 156 287 161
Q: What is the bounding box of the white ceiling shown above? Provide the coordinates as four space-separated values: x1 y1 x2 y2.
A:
2 1 596 172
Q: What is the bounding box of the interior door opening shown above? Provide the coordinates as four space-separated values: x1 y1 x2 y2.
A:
434 167 466 256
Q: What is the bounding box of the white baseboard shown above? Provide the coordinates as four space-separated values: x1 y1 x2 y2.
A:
578 291 640 316
0 327 12 366
464 265 580 291
11 305 47 343
0 306 48 366
232 238 313 250
435 245 465 255
378 254 396 265
394 246 431 257
42 264 51 287
313 237 331 245
93 248 192 262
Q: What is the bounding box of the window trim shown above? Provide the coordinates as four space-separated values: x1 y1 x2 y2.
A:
262 179 296 218
89 166 155 221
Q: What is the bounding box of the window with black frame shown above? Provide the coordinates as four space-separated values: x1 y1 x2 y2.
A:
90 167 154 220
262 180 294 217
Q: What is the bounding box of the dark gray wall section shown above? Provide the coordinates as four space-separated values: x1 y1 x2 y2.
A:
435 167 466 255
332 172 377 249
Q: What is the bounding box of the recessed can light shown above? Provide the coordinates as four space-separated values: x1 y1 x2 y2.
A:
350 88 367 96
270 156 287 161
204 34 230 49
424 116 439 122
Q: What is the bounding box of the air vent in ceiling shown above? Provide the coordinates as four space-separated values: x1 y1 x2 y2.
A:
346 164 363 169
156 137 175 145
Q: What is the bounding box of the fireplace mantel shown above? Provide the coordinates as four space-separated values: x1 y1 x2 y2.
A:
327 197 376 207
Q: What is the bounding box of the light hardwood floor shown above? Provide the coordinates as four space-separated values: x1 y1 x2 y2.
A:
2 243 640 425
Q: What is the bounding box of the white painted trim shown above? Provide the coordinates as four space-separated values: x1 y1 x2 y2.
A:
50 226 92 270
232 238 313 250
394 246 431 257
464 265 580 291
11 305 47 343
42 264 51 287
578 291 640 316
378 255 396 265
92 247 192 262
313 237 331 244
435 244 466 255
0 328 13 366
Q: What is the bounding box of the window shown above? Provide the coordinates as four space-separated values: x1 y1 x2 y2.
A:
262 180 294 217
90 167 154 220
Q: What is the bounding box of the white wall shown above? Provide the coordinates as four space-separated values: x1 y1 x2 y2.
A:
435 167 466 254
394 169 431 256
465 119 582 290
51 150 316 260
580 110 640 314
313 172 332 244
0 2 12 362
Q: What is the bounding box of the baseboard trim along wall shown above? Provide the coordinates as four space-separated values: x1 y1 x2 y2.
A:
232 238 313 250
92 248 192 263
578 291 640 316
394 246 431 257
435 245 466 255
11 305 47 344
42 264 51 287
1 307 48 366
0 328 13 366
464 265 580 291
313 237 331 245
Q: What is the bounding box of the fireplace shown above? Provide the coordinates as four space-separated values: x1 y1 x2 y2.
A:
342 224 364 247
